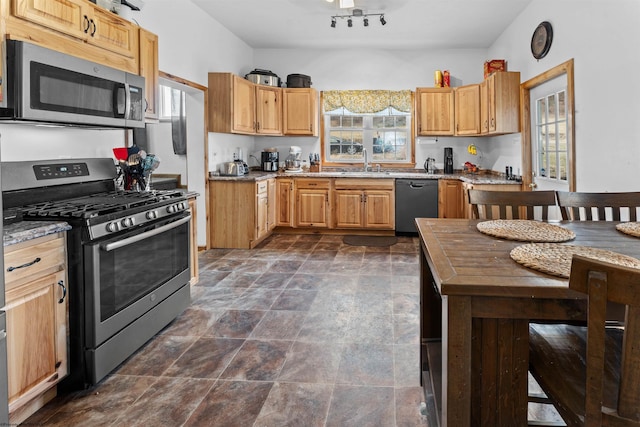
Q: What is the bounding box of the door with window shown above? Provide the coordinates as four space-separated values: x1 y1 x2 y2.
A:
530 76 570 194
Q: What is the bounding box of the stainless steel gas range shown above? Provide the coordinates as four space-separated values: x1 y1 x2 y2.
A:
2 158 191 390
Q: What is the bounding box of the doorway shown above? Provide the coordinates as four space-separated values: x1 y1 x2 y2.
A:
153 72 208 249
521 59 575 193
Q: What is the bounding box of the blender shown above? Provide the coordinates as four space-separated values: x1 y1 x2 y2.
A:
285 146 302 172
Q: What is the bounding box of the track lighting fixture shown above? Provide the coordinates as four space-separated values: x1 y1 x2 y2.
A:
330 9 387 28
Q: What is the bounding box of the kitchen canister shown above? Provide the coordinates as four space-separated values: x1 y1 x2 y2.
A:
434 70 443 87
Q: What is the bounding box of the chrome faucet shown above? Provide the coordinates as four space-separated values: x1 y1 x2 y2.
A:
362 148 369 171
376 163 381 173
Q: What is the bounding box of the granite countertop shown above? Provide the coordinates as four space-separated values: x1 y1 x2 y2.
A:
208 169 520 185
3 221 72 247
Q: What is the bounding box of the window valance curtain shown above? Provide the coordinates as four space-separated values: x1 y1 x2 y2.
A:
322 90 412 114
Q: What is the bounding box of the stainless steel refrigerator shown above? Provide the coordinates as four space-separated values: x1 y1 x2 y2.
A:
0 138 9 424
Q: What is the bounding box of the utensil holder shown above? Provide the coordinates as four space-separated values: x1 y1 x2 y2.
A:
309 164 321 173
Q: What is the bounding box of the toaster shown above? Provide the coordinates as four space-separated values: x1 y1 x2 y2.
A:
219 161 245 176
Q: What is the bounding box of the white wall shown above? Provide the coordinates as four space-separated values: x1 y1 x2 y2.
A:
488 0 640 191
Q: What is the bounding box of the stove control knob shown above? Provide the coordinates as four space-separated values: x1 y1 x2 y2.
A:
178 202 187 211
166 205 177 214
121 217 134 228
146 210 158 220
106 222 119 233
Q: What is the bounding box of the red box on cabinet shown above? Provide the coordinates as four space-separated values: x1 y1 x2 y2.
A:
484 59 507 78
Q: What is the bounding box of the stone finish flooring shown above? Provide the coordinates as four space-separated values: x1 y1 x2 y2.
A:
24 234 429 426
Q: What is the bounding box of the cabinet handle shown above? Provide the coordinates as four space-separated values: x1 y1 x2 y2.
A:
58 280 67 304
83 15 90 33
6 257 41 272
89 19 97 36
490 118 495 127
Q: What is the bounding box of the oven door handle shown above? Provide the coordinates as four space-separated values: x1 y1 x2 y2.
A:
101 215 190 252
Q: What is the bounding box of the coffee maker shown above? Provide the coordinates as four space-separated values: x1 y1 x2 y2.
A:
261 148 279 171
444 147 454 174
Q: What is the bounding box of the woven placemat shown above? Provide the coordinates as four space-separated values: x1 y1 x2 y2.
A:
616 222 640 238
510 243 640 278
476 220 576 242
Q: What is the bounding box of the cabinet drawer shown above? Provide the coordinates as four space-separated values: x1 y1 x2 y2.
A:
5 234 66 290
256 181 268 194
295 179 331 190
334 178 394 190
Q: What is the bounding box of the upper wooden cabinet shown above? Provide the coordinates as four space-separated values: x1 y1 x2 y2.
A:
416 87 455 136
208 73 282 135
283 88 318 136
454 84 481 135
6 0 141 73
139 28 159 120
481 71 521 135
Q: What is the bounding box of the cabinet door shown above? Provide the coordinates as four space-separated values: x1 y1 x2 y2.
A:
276 179 294 227
283 89 318 136
256 192 269 239
416 87 454 136
88 6 138 58
454 84 481 135
12 0 86 39
438 180 463 218
232 76 256 134
255 86 282 135
488 71 521 134
267 179 276 231
139 28 159 120
364 190 394 229
335 190 364 228
6 270 66 410
296 189 329 228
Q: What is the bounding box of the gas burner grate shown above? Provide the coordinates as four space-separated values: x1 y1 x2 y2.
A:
20 190 186 220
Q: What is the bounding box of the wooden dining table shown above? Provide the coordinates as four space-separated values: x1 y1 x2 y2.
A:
416 218 640 427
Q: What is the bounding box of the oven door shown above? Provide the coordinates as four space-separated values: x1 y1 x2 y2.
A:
84 212 191 348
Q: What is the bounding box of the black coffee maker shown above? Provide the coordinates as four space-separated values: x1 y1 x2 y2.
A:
261 149 279 171
444 147 454 174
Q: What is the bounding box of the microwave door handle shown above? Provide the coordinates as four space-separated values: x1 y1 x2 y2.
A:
124 83 131 119
113 83 126 118
101 215 190 252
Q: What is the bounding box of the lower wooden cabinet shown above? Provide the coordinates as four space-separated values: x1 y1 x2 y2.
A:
461 182 522 218
438 179 464 218
4 232 68 425
334 179 395 229
295 179 331 228
209 179 276 248
276 178 294 227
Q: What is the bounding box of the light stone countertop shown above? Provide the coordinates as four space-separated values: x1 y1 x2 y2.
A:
208 169 521 186
3 221 71 247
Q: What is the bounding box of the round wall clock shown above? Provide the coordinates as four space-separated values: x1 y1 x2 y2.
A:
531 21 553 60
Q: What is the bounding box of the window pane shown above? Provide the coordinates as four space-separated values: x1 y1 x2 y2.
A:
557 92 566 121
537 98 546 125
547 94 556 121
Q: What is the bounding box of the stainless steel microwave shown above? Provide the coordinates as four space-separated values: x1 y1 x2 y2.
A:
0 40 145 128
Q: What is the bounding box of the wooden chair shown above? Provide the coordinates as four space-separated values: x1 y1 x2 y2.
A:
556 191 640 221
467 189 557 221
529 255 640 427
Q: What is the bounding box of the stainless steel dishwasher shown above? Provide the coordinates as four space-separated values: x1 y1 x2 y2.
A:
395 179 438 233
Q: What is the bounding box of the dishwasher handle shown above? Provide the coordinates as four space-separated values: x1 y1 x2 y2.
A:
409 183 425 189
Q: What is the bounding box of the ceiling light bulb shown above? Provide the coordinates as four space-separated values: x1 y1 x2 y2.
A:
347 18 352 27
331 18 336 28
380 15 386 25
363 17 369 27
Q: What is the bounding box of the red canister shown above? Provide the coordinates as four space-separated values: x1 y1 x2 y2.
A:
443 70 450 87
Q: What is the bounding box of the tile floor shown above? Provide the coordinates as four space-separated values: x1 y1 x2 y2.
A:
24 234 429 426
